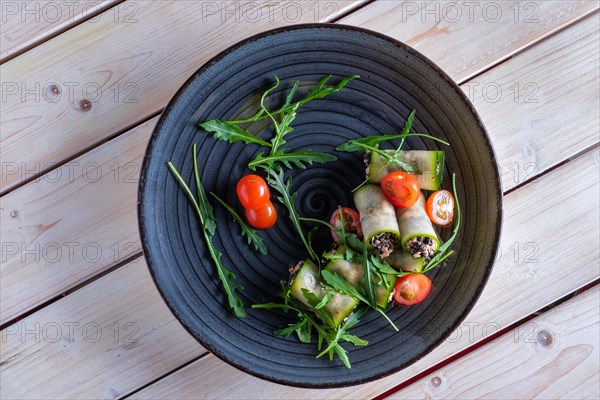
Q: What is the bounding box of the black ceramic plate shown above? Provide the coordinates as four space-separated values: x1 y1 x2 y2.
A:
139 24 502 388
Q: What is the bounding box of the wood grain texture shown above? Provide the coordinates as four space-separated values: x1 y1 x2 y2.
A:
0 0 120 62
127 146 600 400
0 117 155 325
388 286 600 400
340 0 599 82
0 0 363 194
0 258 205 400
2 5 597 328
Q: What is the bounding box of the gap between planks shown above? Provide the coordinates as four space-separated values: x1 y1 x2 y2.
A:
1 1 597 195
0 0 123 63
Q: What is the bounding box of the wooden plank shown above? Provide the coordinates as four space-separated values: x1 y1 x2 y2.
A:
340 0 599 82
466 12 600 191
387 287 600 400
1 1 595 194
129 147 599 399
0 0 363 194
0 118 155 325
2 4 598 328
0 259 205 400
0 0 120 62
3 149 597 399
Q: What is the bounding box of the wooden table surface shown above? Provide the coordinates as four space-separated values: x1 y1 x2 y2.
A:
1 1 599 399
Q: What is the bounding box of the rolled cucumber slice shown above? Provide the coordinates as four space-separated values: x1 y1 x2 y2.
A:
289 259 358 327
353 184 400 257
325 246 396 308
385 250 425 272
395 193 440 258
368 150 445 190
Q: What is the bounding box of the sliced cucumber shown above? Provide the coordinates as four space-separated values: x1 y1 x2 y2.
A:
396 193 440 254
368 150 445 190
372 273 396 308
289 259 358 327
385 250 425 272
353 184 400 256
325 246 396 308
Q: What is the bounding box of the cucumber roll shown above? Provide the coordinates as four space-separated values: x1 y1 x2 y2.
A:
289 259 358 327
325 246 396 308
395 193 440 259
354 184 400 257
367 150 445 190
385 250 425 272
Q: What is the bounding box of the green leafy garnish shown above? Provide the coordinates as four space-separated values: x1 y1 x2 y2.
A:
337 133 449 153
167 145 247 317
199 119 272 147
207 74 359 126
249 149 337 171
321 270 369 304
210 192 267 255
265 168 319 263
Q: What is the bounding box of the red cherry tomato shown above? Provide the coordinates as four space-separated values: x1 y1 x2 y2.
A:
329 207 363 242
426 190 455 226
244 200 277 229
393 274 432 306
236 174 270 209
381 172 420 208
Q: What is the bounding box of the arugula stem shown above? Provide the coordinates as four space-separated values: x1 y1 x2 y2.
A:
266 169 319 263
210 192 267 255
376 309 399 331
167 157 247 318
299 217 336 230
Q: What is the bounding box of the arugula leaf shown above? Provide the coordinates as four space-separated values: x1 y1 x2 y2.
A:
370 255 400 275
337 129 449 153
249 149 337 171
394 110 416 156
283 80 300 107
265 168 319 263
321 270 368 304
188 146 217 236
343 333 368 346
199 120 272 147
305 74 360 101
227 74 359 125
210 192 267 255
167 154 247 318
301 289 336 327
316 306 368 367
361 246 377 308
314 291 335 310
270 103 300 153
348 141 417 172
423 173 461 272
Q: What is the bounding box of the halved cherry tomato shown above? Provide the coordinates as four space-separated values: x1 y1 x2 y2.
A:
236 174 270 210
426 190 455 226
393 273 432 306
329 207 363 242
380 171 420 208
244 200 277 229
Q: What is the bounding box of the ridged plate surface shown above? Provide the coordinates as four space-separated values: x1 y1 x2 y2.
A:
138 24 502 388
